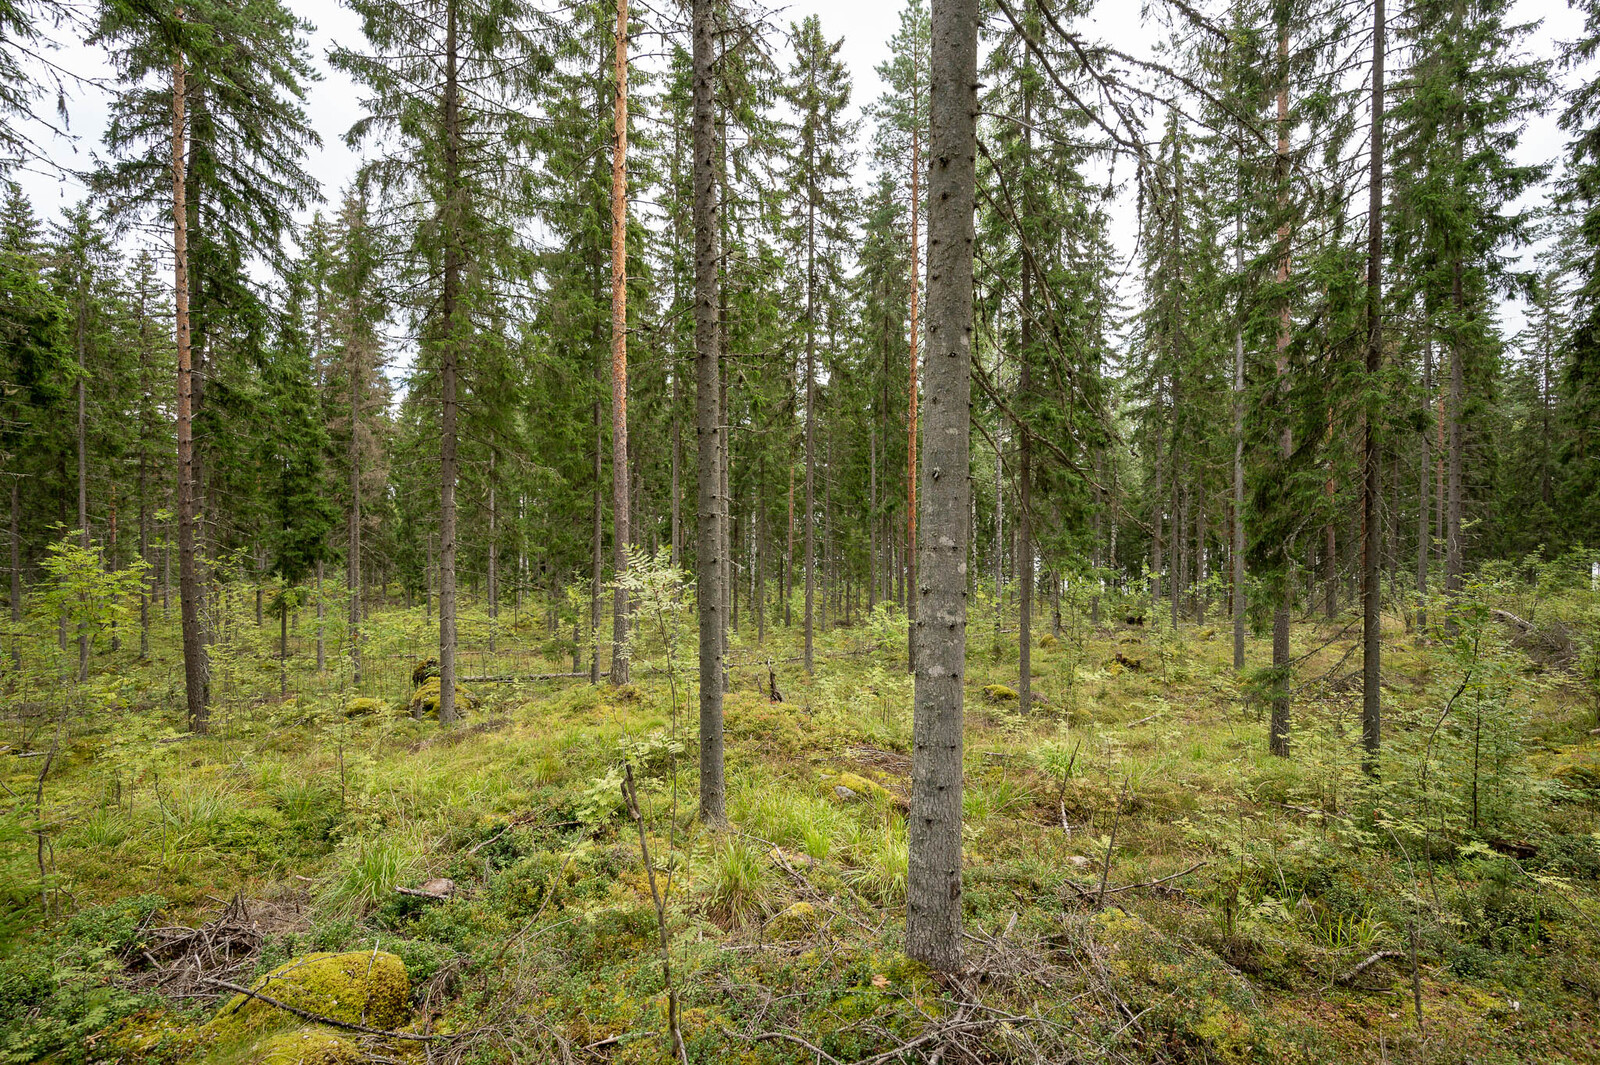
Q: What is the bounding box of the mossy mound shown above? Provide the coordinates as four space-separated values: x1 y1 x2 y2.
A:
1555 757 1600 795
207 951 410 1040
409 677 477 718
411 658 439 687
1039 633 1058 650
86 1008 201 1064
344 697 385 718
767 901 820 939
253 1028 365 1064
983 684 1019 703
833 771 898 807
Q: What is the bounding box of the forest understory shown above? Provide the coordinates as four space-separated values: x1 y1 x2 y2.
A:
5 570 1600 1065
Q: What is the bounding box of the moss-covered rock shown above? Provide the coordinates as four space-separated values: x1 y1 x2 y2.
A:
207 951 410 1040
343 697 384 718
983 684 1019 703
408 678 476 719
411 658 439 687
834 772 897 806
1039 633 1058 650
253 1028 365 1064
767 901 820 939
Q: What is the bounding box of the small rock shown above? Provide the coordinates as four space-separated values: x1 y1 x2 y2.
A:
1067 855 1091 868
834 785 859 801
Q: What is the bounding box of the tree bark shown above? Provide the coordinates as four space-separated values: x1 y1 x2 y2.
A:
1361 0 1385 767
906 96 921 677
1232 138 1246 671
1017 89 1033 712
1416 335 1431 633
610 0 631 685
436 0 463 723
693 0 726 827
174 41 209 732
348 319 363 686
803 101 818 675
908 0 977 974
1269 20 1292 758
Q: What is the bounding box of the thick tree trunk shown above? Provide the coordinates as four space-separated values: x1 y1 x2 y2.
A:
1361 0 1385 767
908 0 977 974
610 0 631 685
436 0 463 723
693 0 726 827
174 46 209 732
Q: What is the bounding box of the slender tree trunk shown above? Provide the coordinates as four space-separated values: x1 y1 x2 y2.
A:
908 0 977 974
1269 21 1292 757
591 355 604 685
10 479 20 669
1362 0 1385 767
1445 261 1465 616
786 462 794 627
803 149 818 675
75 275 89 680
488 453 498 654
1017 126 1033 710
436 0 463 723
869 424 878 612
610 0 631 684
1232 143 1246 670
1417 335 1431 633
906 111 921 676
348 331 363 686
174 43 209 732
671 364 682 567
315 560 324 671
693 0 726 827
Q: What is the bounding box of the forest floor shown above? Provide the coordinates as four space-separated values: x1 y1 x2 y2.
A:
5 589 1600 1064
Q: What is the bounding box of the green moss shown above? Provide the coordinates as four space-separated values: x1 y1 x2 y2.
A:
835 772 896 805
252 1027 365 1064
982 684 1018 703
409 678 476 718
1039 633 1058 650
767 901 819 939
1191 1006 1254 1064
343 697 384 718
206 951 410 1041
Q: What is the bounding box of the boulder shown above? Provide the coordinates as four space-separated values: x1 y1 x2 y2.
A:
208 951 410 1039
409 677 477 719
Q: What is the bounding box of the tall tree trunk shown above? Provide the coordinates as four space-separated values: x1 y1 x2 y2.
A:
906 106 921 677
10 479 20 669
76 272 89 680
488 452 498 654
693 0 726 827
1445 260 1465 617
1269 20 1292 758
1016 87 1033 712
1361 0 1385 767
1232 140 1246 671
908 0 977 974
610 0 631 684
174 43 209 732
315 560 324 671
804 147 818 674
591 354 604 684
1417 335 1431 633
869 424 878 612
437 0 462 723
348 330 363 686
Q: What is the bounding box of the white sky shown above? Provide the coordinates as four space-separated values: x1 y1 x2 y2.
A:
10 0 1584 344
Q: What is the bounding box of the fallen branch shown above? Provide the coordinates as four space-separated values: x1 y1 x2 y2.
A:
1335 950 1404 985
460 672 585 683
200 978 449 1040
